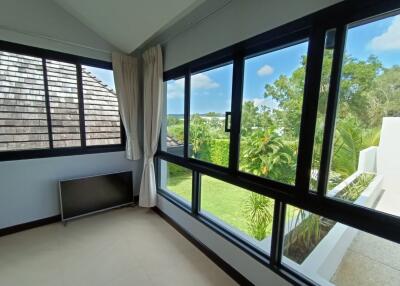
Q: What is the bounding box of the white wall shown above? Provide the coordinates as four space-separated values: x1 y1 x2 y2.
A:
0 152 142 229
163 0 342 70
0 0 117 61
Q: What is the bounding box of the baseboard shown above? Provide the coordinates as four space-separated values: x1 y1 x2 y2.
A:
152 207 254 286
0 215 61 237
0 195 140 237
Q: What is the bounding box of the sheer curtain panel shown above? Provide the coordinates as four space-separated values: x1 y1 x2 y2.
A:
139 45 163 207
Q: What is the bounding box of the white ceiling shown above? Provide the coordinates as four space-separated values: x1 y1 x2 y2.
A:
52 0 203 53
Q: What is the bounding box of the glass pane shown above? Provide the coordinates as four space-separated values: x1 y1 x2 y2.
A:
310 30 336 190
161 78 185 156
190 64 233 166
239 41 309 185
82 65 121 146
0 51 49 151
46 60 81 148
282 205 400 285
159 160 191 204
200 175 273 253
319 13 400 218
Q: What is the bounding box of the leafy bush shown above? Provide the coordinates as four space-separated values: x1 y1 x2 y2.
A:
209 139 229 166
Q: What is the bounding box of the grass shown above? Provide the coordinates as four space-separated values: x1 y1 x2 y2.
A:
166 171 274 239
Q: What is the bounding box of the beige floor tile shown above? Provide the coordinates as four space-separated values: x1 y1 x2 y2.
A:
0 207 237 286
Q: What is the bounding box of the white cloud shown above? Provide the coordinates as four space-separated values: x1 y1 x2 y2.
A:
166 78 184 98
370 16 400 51
257 64 274 76
191 73 219 89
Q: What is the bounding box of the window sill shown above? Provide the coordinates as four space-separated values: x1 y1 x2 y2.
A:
0 145 125 162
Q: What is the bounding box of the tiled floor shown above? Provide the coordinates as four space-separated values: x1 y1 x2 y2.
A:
331 231 400 286
0 207 237 286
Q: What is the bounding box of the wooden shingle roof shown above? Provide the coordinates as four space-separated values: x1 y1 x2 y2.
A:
0 51 120 151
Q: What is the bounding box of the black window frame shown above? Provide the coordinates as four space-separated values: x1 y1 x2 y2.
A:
0 40 125 162
158 1 400 285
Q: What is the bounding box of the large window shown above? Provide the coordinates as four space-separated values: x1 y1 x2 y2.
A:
82 65 121 146
157 2 400 286
282 205 400 285
190 64 233 167
313 12 400 219
47 60 81 148
0 52 49 151
161 78 185 157
200 175 273 253
0 46 123 159
159 160 192 205
239 42 309 185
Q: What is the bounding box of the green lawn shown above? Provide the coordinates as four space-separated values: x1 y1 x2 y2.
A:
166 172 274 239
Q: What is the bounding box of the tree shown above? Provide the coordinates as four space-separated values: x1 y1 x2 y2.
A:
190 115 211 159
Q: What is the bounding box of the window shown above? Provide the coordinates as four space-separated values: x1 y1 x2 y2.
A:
310 30 335 191
0 44 123 159
190 64 233 167
239 42 309 185
161 78 185 156
282 205 400 285
82 65 121 146
313 12 400 218
0 51 50 152
157 2 400 286
200 175 273 253
47 60 81 148
159 160 192 205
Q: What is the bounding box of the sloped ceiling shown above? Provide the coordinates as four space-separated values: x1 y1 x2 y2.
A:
52 0 203 53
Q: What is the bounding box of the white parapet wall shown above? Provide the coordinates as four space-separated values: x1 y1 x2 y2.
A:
377 117 400 191
358 146 378 173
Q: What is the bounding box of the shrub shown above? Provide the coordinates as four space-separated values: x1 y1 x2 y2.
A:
209 139 229 166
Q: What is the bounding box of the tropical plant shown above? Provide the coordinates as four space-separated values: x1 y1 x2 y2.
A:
240 128 297 185
243 192 273 240
287 209 321 249
338 173 375 202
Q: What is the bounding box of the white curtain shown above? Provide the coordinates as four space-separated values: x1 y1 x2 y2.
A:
112 52 141 160
139 45 163 207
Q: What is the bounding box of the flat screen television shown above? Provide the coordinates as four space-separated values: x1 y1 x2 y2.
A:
59 171 133 222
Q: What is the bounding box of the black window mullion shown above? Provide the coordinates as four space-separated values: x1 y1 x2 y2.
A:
295 27 326 194
270 200 286 267
229 54 244 172
183 68 190 159
42 58 53 149
317 25 347 196
76 64 86 147
192 170 201 215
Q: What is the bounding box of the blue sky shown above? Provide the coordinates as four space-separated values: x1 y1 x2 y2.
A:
165 14 400 115
84 65 115 91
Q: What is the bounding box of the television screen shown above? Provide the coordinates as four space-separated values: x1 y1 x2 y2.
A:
59 171 133 221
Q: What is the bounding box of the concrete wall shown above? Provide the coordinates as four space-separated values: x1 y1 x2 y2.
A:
0 151 142 229
0 0 116 61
